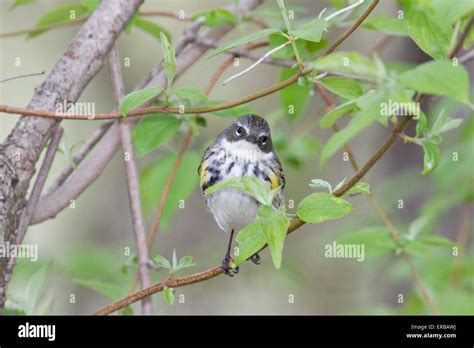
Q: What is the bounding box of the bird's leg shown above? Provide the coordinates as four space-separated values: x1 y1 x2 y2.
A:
249 253 261 265
222 229 239 277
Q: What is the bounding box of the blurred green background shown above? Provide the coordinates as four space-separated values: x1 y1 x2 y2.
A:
1 0 472 315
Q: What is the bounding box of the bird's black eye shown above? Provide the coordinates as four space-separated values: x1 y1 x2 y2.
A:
235 126 244 137
259 136 268 146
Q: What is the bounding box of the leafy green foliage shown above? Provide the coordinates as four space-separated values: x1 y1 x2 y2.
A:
28 4 88 39
81 0 100 12
258 206 290 269
273 134 320 168
289 18 327 43
74 278 123 300
153 249 196 276
297 192 355 223
279 67 311 121
315 51 380 78
398 61 469 102
119 87 163 117
207 28 281 58
337 227 396 257
132 114 182 158
205 176 279 206
344 182 371 196
320 76 363 99
362 15 407 36
163 286 175 305
134 17 171 41
319 99 358 129
208 103 257 118
140 152 200 230
172 87 208 105
320 91 387 167
193 8 237 28
403 4 450 60
160 32 176 89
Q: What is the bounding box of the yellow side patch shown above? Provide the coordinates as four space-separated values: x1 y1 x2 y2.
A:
200 162 207 186
270 172 280 190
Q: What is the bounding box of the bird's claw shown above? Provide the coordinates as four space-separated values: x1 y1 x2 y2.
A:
250 253 261 265
222 255 239 277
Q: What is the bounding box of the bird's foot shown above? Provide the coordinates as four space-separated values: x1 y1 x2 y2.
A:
249 253 261 265
221 254 239 277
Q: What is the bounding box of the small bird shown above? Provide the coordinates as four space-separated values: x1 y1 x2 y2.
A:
198 114 285 276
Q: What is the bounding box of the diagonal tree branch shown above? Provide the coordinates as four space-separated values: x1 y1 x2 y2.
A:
0 0 144 309
108 44 152 315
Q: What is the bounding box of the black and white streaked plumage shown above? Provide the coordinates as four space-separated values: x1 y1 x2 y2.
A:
198 114 285 275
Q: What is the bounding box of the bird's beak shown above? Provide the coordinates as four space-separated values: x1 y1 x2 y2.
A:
247 134 257 144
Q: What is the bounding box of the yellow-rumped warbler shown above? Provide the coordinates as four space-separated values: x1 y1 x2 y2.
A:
198 114 285 276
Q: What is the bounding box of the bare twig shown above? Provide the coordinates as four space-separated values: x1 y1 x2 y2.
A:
0 71 45 83
459 49 474 64
449 16 474 58
108 44 152 315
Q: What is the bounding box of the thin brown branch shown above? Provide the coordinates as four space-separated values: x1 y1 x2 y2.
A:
93 0 381 315
108 44 152 314
459 49 474 64
0 71 45 83
324 0 380 55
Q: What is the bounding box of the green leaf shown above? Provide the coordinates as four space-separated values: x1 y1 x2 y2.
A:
10 0 36 10
416 110 428 137
193 8 237 28
207 28 281 58
297 192 355 223
268 32 327 60
178 256 195 268
319 99 359 129
160 32 176 88
205 176 275 206
153 254 171 269
172 249 177 269
289 18 327 43
432 0 474 25
336 227 396 257
362 15 407 36
315 51 379 78
235 221 267 265
81 0 100 12
258 206 290 269
73 278 122 300
398 60 469 102
309 179 333 193
119 87 163 117
420 139 440 175
279 67 311 121
28 4 88 39
163 286 175 305
417 235 457 248
140 152 200 230
320 92 386 167
429 110 463 136
134 17 171 42
280 135 320 168
320 76 363 100
344 182 370 196
172 87 208 105
124 13 138 34
132 114 181 158
404 5 450 60
25 262 51 314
